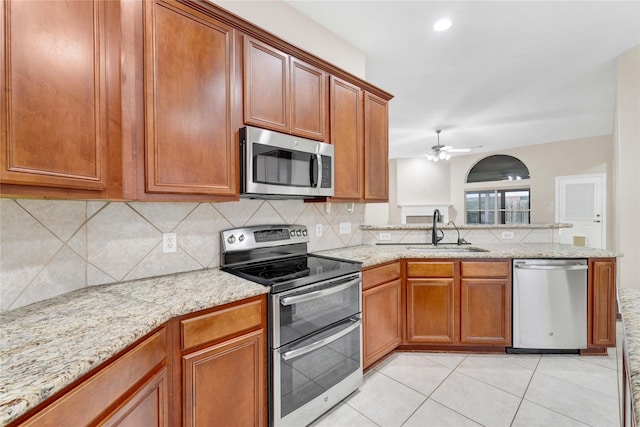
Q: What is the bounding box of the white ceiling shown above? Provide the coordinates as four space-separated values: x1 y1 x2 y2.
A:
284 1 640 159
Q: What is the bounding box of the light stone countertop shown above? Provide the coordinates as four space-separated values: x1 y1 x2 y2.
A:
0 243 621 425
316 243 620 269
360 223 573 230
0 268 268 426
618 288 640 426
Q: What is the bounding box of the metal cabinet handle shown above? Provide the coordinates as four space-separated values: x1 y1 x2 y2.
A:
514 264 588 271
281 318 361 361
280 278 360 306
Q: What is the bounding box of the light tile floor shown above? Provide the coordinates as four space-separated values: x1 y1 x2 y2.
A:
311 322 623 427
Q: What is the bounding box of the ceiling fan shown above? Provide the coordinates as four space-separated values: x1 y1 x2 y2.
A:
427 129 472 162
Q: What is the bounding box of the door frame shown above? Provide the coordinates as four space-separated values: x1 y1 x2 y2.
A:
555 173 606 248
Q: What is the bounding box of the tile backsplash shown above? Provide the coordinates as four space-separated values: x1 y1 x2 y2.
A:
0 198 364 312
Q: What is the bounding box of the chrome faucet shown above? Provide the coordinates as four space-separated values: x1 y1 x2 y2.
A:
432 209 444 246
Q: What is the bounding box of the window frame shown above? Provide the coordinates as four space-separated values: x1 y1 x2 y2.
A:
465 187 531 225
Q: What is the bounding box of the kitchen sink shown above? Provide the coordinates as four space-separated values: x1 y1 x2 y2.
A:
406 246 490 253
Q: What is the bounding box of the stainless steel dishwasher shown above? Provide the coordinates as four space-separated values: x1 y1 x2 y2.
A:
511 259 588 353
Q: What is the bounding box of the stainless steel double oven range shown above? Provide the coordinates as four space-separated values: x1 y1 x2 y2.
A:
221 224 363 427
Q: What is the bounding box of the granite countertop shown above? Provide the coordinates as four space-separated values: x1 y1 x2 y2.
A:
0 268 268 425
0 242 621 425
618 288 640 426
316 243 621 268
360 223 573 230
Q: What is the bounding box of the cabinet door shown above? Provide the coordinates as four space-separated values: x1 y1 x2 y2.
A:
98 368 168 427
1 0 115 192
183 329 265 427
144 0 236 195
244 37 289 133
363 279 402 368
460 279 511 345
406 278 456 343
589 258 616 347
330 77 363 200
363 92 389 201
290 58 327 140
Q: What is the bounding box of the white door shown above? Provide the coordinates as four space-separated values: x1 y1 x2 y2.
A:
555 174 606 248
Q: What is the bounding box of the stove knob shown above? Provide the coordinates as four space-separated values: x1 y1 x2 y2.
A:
302 229 308 236
296 230 302 236
227 235 236 244
290 230 295 237
238 234 245 242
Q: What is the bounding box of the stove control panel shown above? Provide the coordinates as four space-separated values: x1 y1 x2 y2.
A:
221 224 309 253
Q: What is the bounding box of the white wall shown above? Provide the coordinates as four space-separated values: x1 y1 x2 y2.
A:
212 0 366 78
614 45 640 289
449 135 614 245
396 157 451 206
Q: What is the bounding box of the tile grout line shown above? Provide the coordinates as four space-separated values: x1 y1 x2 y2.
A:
508 354 542 426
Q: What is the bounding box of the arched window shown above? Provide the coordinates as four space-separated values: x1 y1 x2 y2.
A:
465 155 531 224
466 155 530 183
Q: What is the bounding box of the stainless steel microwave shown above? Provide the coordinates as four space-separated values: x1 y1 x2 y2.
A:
240 126 334 198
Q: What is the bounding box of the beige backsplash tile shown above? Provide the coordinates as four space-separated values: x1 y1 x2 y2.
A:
86 203 160 281
16 199 86 242
0 198 365 311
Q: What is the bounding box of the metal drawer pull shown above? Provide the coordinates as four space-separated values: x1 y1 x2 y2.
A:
514 264 588 271
281 318 361 361
280 278 360 306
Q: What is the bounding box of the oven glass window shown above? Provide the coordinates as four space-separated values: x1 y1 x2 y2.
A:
253 144 313 187
278 276 360 346
278 320 361 418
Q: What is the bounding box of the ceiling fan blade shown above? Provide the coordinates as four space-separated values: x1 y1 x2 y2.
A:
447 148 472 153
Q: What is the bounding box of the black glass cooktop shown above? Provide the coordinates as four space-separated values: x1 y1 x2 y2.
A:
222 254 361 293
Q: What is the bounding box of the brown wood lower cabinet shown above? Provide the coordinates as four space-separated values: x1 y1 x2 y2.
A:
460 278 511 345
13 328 167 427
99 367 169 427
176 295 267 427
405 260 511 348
406 278 456 343
11 296 267 427
362 262 402 368
182 330 265 427
589 258 617 348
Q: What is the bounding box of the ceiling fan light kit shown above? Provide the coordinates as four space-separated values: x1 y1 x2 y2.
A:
427 129 452 162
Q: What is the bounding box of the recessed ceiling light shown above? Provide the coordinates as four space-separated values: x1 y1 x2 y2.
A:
434 18 452 32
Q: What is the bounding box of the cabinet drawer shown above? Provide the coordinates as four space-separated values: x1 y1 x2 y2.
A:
181 299 263 351
407 262 454 278
363 262 400 290
461 261 510 278
21 328 166 427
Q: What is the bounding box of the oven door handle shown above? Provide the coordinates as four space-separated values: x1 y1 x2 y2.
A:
280 277 361 306
281 317 361 361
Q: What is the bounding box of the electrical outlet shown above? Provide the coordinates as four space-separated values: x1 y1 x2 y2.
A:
501 231 514 239
316 224 323 237
339 222 351 235
379 232 391 241
162 232 177 253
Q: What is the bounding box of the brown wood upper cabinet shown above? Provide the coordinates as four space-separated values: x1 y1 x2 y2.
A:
0 0 122 199
330 78 390 201
143 0 237 196
363 92 389 201
244 37 327 141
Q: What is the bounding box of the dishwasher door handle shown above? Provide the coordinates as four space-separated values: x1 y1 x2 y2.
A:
514 264 588 271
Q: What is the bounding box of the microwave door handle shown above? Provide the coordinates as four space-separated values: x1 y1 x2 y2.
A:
281 317 361 361
280 277 361 306
309 154 318 188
